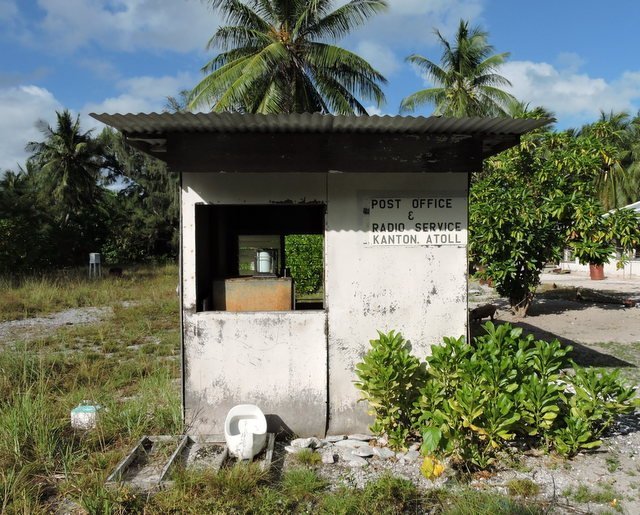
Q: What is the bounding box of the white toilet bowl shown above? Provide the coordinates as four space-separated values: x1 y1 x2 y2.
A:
224 404 267 460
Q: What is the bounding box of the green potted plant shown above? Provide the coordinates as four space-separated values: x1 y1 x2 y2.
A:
570 239 613 280
567 200 614 280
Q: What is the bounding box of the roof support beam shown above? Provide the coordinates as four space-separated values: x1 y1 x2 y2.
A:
163 132 484 174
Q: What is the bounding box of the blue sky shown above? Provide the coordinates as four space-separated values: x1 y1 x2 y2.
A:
1 0 640 171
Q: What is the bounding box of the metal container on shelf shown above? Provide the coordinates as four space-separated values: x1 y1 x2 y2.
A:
254 248 278 276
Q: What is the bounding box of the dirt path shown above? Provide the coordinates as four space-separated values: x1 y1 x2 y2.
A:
0 306 112 344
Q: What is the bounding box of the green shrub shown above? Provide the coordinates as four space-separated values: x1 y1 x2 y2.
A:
354 330 425 450
356 322 638 469
285 234 323 296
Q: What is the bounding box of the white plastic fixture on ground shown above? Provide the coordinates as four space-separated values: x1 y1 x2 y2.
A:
224 404 267 460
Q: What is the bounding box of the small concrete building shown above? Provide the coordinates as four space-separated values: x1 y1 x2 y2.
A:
92 112 544 437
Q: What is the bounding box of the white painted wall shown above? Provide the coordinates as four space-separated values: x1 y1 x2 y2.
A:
181 171 469 436
184 311 327 436
325 173 468 434
182 173 328 435
560 259 640 278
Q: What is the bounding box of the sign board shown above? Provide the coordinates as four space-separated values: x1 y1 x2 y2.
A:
369 197 467 246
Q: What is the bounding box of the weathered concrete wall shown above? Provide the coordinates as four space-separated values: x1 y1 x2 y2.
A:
182 173 327 435
181 171 468 436
325 173 468 434
184 311 327 435
182 172 326 311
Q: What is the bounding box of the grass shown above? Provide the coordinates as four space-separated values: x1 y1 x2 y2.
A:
563 483 622 507
606 454 621 473
0 263 177 322
152 468 539 514
0 264 182 513
506 478 541 498
589 341 640 384
291 448 322 467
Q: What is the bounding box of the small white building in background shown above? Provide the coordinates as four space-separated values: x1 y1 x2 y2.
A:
560 200 640 277
92 112 545 437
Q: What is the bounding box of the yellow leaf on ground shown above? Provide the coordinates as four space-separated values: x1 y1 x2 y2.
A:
421 455 445 481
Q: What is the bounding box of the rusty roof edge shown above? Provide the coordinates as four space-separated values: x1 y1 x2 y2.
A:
89 112 551 136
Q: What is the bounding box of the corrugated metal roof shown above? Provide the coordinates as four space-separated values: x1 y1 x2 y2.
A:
90 112 550 136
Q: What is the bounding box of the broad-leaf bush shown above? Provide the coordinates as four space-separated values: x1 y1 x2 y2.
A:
354 330 425 450
356 323 638 469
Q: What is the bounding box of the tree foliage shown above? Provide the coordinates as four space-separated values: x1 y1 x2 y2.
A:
25 110 105 220
401 20 515 116
98 129 180 263
189 0 388 114
0 112 179 274
284 234 323 296
470 112 640 316
581 111 640 209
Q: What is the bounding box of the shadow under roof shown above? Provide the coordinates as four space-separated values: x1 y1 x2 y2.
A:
90 112 550 173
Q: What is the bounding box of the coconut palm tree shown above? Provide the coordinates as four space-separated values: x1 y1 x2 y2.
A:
579 110 639 210
26 110 103 219
188 0 388 115
165 90 191 113
624 113 640 202
400 20 515 117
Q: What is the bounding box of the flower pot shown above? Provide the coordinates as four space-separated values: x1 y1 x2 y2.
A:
589 263 605 281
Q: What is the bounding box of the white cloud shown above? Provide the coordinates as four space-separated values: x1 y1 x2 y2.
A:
81 71 197 129
348 0 484 51
0 70 196 172
364 105 383 116
0 85 62 172
356 40 400 77
502 60 640 123
35 0 220 53
555 52 586 74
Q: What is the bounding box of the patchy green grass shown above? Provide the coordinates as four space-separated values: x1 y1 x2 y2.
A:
588 341 640 384
506 478 541 498
606 453 621 473
563 483 622 506
0 265 181 513
0 263 177 322
291 448 322 467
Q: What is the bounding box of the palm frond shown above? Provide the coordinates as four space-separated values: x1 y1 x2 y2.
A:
208 26 273 51
404 19 513 117
314 72 368 115
196 0 387 115
400 88 446 114
214 43 288 112
209 0 271 38
188 55 255 110
302 0 387 40
405 54 448 86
